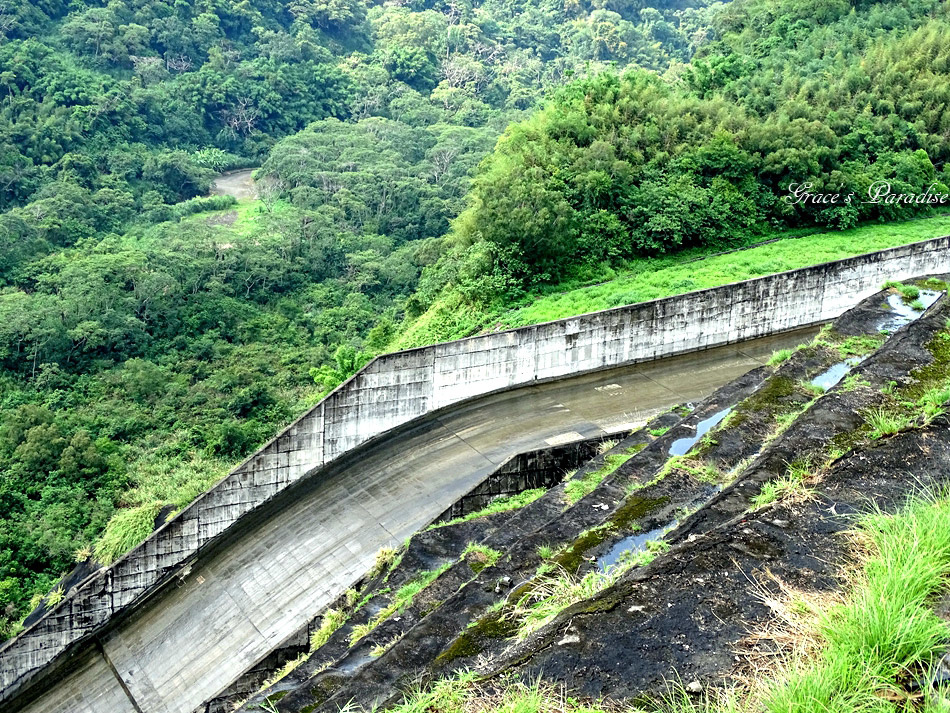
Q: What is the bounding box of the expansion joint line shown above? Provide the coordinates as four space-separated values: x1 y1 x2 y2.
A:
95 638 145 713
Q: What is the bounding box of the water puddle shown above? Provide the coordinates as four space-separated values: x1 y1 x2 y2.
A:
597 523 676 572
597 486 721 572
668 407 733 456
879 289 942 332
810 357 862 391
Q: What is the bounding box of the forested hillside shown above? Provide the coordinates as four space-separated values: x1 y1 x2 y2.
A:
400 0 950 345
1 0 949 643
0 0 715 638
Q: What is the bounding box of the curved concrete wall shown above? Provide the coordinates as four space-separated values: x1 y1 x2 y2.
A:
2 235 949 703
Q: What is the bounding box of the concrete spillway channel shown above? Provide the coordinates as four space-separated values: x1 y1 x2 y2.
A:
4 329 819 713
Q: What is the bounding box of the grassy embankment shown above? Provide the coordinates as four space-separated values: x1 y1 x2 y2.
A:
393 215 950 350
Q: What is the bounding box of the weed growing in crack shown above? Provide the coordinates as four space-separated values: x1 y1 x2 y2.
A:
462 543 502 574
863 406 911 439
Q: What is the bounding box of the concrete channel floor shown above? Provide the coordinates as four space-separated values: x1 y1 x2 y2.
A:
20 327 819 713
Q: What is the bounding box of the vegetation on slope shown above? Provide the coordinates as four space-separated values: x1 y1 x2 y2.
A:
394 214 950 348
336 493 950 713
401 0 950 328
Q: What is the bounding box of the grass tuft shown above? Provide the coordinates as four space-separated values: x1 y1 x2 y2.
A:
899 283 921 301
768 349 794 366
751 460 816 509
863 406 912 439
368 546 400 580
430 489 547 529
94 503 162 565
597 439 620 454
349 564 451 646
564 445 643 505
310 608 347 652
508 564 627 639
462 543 502 574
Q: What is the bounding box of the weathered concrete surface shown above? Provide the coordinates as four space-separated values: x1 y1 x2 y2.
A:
2 237 949 710
4 329 816 713
204 433 622 712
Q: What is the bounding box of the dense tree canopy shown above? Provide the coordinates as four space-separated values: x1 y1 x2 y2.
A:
424 0 950 297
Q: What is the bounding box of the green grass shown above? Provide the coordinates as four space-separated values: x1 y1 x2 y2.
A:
310 608 347 652
564 448 639 505
836 334 886 358
657 455 721 483
619 538 670 567
919 385 950 421
349 564 451 646
506 535 669 639
43 587 63 608
863 406 912 439
462 543 502 574
751 460 815 509
764 495 950 713
93 503 162 565
388 673 610 713
768 349 794 366
429 488 547 529
394 215 950 349
370 635 401 658
841 372 871 391
257 653 308 695
899 284 921 301
645 494 950 713
509 562 632 639
883 280 932 311
597 439 620 454
367 546 401 580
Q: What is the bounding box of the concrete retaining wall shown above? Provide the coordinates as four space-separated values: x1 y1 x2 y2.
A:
2 235 949 702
